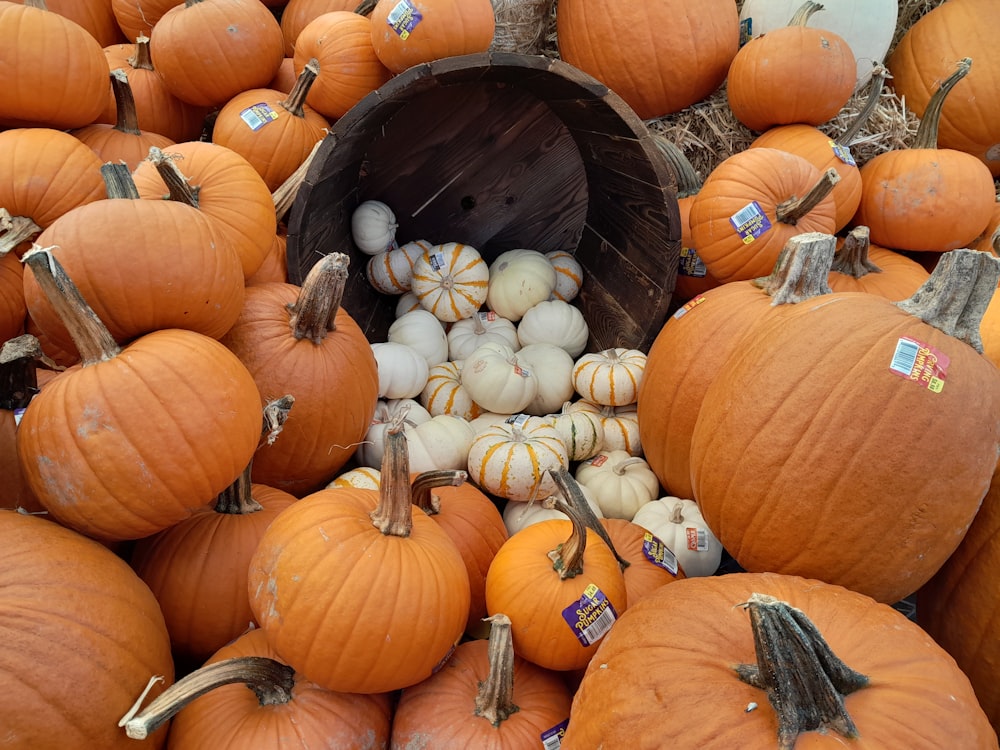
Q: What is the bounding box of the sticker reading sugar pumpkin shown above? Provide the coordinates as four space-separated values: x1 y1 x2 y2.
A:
729 200 772 244
239 103 279 131
541 719 569 750
678 246 707 277
642 532 679 575
562 583 618 647
385 0 423 39
888 336 949 393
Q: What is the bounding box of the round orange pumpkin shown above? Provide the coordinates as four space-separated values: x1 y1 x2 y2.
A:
280 0 357 56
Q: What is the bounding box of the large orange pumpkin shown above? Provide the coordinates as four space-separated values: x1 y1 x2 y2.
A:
562 572 998 748
279 0 357 56
111 0 177 42
556 0 739 120
0 248 26 343
0 510 175 749
17 247 262 541
689 249 1000 604
13 0 126 47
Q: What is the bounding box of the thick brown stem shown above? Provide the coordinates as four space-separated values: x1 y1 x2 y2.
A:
838 66 889 146
109 68 141 136
653 136 702 198
895 248 1000 353
213 465 263 514
354 0 376 14
830 226 881 279
549 467 630 572
0 208 41 256
751 231 835 305
120 657 295 740
0 335 41 410
411 470 467 515
145 146 200 207
101 162 141 200
280 59 320 119
735 593 868 750
261 394 295 448
288 252 350 342
914 59 972 150
545 492 588 579
474 613 519 726
775 169 841 226
128 36 154 71
370 413 414 537
20 246 120 366
273 137 326 222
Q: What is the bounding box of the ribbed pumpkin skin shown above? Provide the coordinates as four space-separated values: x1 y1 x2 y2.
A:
150 0 285 108
280 0 357 56
689 291 1000 604
294 11 392 120
22 199 246 356
688 148 837 283
72 114 176 172
887 0 1000 176
130 484 297 663
562 572 998 749
220 281 379 495
391 637 573 748
0 2 108 129
247 488 471 694
369 0 495 74
828 242 930 300
556 0 739 120
111 0 177 42
919 463 1000 734
16 330 263 541
14 0 126 47
166 628 395 749
600 517 686 607
0 511 174 750
0 128 106 236
132 141 277 280
0 250 25 343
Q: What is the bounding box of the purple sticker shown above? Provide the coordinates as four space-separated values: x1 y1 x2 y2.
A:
561 583 618 647
729 200 772 244
641 532 679 576
386 0 423 39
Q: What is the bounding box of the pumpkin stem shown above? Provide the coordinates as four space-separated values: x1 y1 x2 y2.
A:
545 494 589 579
261 394 295 448
354 0 376 15
775 169 841 226
101 161 141 200
411 469 467 515
288 251 350 342
128 36 154 71
0 208 41 256
894 248 1000 354
668 502 684 524
370 412 415 537
280 59 320 119
108 68 142 136
473 613 520 726
145 146 201 207
788 1 824 26
273 137 326 222
751 231 835 305
20 245 121 365
120 656 295 740
0 334 42 410
653 137 702 199
913 58 972 150
612 457 648 476
548 467 630 574
830 226 882 279
837 65 889 146
735 593 869 750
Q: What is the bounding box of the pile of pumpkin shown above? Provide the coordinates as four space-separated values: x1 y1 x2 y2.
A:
3 0 1000 747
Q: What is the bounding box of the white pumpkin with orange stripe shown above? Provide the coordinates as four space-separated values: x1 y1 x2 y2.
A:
565 399 642 457
466 414 568 502
410 241 490 322
326 466 382 490
366 239 431 294
421 360 483 421
545 250 584 302
572 347 646 406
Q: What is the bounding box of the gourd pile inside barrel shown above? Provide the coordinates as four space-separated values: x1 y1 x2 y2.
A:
1 0 1000 747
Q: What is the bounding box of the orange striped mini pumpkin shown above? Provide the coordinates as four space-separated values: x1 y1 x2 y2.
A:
367 239 431 294
466 415 568 502
411 241 489 322
545 249 584 301
421 360 483 421
572 347 647 406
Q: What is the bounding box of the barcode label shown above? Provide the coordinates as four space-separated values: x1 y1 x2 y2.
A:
729 200 772 244
239 103 278 131
478 310 497 322
686 526 709 552
428 251 446 271
541 719 569 749
889 337 920 377
563 583 618 646
386 0 422 39
642 532 679 575
828 140 856 166
505 413 530 428
888 336 949 392
678 246 707 277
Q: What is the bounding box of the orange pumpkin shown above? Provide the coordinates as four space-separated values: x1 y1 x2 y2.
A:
111 0 177 41
600 517 686 607
727 1 856 133
280 0 357 56
13 0 126 47
828 225 930 300
562 572 998 748
0 509 175 749
689 249 1000 604
369 0 495 75
0 249 26 343
17 247 262 541
556 0 740 120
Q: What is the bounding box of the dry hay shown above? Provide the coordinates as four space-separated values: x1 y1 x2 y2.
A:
490 0 556 55
535 0 949 180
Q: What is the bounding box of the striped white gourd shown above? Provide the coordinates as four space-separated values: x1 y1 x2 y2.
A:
548 401 604 461
366 239 431 294
565 399 642 457
421 360 483 421
545 250 584 301
572 347 647 406
466 414 568 502
410 242 490 322
574 450 659 521
447 310 519 361
326 466 381 490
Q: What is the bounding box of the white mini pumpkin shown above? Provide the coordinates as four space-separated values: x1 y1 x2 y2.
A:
572 347 647 406
468 410 514 435
547 401 604 462
447 311 519 361
460 342 539 414
486 248 557 321
565 399 642 456
630 497 723 577
388 308 449 366
515 342 575 416
421 360 483 421
371 341 430 399
545 250 584 302
356 398 433 468
516 299 589 357
351 199 398 255
407 414 476 473
366 239 430 294
395 291 422 318
410 241 490 322
467 415 568 502
502 484 604 536
574 450 660 521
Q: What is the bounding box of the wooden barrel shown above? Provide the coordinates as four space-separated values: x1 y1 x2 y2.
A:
285 51 681 352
